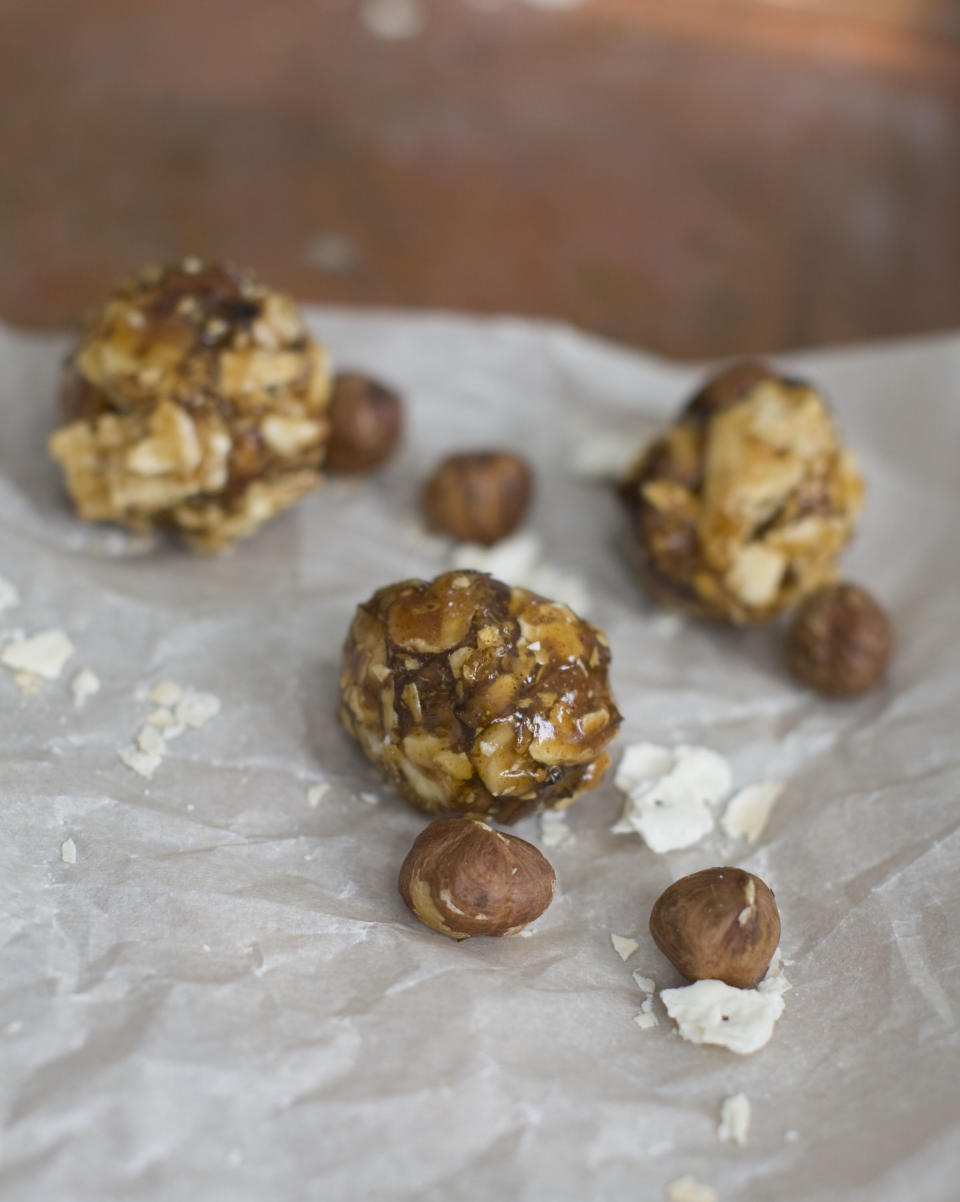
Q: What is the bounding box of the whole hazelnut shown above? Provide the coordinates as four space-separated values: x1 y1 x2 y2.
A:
684 359 776 418
325 372 403 473
422 451 533 545
398 816 556 940
649 867 780 989
785 582 892 698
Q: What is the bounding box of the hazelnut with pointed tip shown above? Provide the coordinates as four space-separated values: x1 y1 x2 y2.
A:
785 582 892 697
325 372 403 473
650 867 780 988
422 451 533 545
398 816 556 940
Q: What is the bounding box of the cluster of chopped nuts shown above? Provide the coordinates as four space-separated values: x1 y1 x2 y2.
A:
339 568 621 825
620 362 865 624
48 260 403 552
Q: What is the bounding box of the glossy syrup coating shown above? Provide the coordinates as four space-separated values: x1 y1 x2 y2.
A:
49 259 332 551
619 362 864 624
339 569 621 823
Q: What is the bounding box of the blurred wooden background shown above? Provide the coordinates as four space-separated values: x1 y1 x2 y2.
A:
1 0 957 358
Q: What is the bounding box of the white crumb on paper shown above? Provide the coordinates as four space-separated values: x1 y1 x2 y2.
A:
175 690 221 729
149 680 183 707
0 575 19 613
633 1011 658 1030
718 1092 751 1145
71 668 100 708
568 429 648 481
611 933 639 961
785 1129 800 1143
118 745 163 780
1 628 75 680
147 706 175 728
359 791 379 805
661 978 786 1056
612 743 732 853
4 1020 23 1036
450 532 592 615
632 972 656 995
640 995 654 1013
307 783 331 808
60 838 77 865
137 724 166 757
539 810 573 848
758 947 792 999
666 1177 718 1202
361 0 424 39
722 781 785 844
15 671 43 696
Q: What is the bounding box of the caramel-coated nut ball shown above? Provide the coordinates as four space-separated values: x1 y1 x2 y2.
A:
619 362 864 624
325 372 403 474
785 582 892 697
398 816 556 940
48 259 332 553
339 569 621 823
422 451 533 545
650 867 781 989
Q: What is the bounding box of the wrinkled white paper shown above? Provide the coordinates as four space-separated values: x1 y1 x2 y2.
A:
2 310 959 1202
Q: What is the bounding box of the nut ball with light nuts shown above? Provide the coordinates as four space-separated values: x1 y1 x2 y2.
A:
619 362 864 623
650 867 780 989
398 816 556 940
422 451 533 545
325 372 403 473
48 259 332 552
785 582 892 697
339 569 621 824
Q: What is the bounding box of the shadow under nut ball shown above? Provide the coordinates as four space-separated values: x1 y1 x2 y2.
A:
48 259 332 552
422 451 533 545
619 361 864 624
399 816 556 939
325 372 403 474
339 569 621 823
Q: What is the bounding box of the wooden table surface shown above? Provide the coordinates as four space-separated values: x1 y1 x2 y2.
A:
2 0 958 358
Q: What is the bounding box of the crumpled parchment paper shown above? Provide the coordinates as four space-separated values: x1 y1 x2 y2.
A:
2 310 959 1202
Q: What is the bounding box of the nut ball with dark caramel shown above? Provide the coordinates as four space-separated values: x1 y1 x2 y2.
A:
785 582 892 697
422 451 533 545
49 259 332 552
399 816 556 940
325 372 403 474
619 362 864 623
650 867 780 989
339 569 621 823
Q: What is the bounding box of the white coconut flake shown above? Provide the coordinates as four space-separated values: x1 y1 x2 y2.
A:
632 972 656 995
666 1177 718 1202
60 837 77 865
661 978 785 1056
307 783 331 808
359 791 379 805
118 745 163 780
175 689 221 728
722 781 785 844
137 724 166 757
718 1092 751 1145
539 810 573 849
610 933 639 961
0 628 75 680
613 742 732 853
0 576 19 613
758 947 792 998
71 668 101 708
633 1011 658 1030
569 429 648 481
785 1129 800 1143
149 680 183 707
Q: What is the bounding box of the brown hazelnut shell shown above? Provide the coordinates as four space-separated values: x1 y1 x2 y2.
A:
422 451 533 545
649 867 780 988
785 582 892 698
398 816 556 940
325 372 403 473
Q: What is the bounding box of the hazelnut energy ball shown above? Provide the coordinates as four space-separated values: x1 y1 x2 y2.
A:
49 259 332 552
619 362 865 623
339 569 621 823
